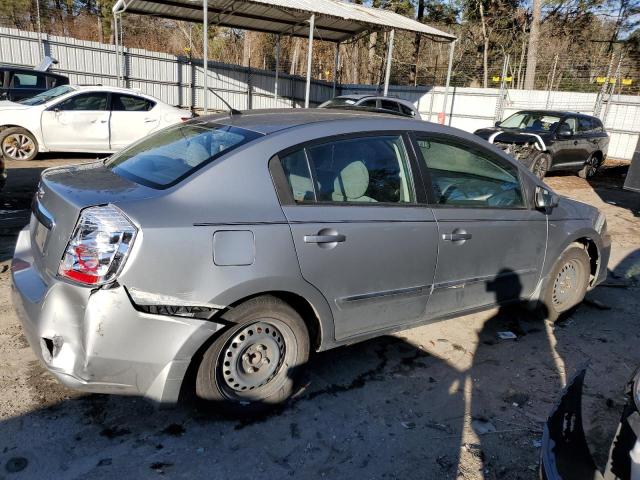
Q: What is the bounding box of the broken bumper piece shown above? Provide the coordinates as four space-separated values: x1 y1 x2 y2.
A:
540 366 640 480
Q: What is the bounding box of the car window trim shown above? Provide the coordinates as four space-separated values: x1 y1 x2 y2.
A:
410 130 530 211
270 130 425 208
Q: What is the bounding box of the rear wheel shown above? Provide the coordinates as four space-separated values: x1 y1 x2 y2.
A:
195 295 309 413
0 127 38 161
578 153 600 179
530 152 551 180
541 245 591 322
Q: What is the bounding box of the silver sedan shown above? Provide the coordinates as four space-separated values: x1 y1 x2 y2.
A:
12 109 610 411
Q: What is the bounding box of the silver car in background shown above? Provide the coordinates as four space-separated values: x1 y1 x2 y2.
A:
319 94 421 119
12 109 610 411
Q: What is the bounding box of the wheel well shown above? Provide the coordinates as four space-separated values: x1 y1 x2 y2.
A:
177 291 323 402
571 237 599 284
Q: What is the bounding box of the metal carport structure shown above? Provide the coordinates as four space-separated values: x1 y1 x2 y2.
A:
112 0 456 115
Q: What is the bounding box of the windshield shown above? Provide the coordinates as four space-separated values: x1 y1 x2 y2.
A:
106 122 262 189
17 85 75 106
319 97 358 108
499 112 561 132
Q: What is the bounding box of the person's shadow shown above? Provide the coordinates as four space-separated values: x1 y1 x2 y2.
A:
465 269 561 476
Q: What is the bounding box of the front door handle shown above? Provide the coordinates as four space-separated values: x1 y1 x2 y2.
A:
573 140 579 145
304 234 346 243
144 118 157 123
442 229 472 244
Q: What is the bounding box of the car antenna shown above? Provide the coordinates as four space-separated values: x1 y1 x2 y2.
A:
207 87 242 116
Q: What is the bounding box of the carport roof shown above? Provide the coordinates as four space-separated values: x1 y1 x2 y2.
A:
112 0 456 43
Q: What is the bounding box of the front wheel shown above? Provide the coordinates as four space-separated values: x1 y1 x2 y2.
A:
530 152 551 180
195 295 309 413
0 127 38 161
578 154 600 179
540 245 591 322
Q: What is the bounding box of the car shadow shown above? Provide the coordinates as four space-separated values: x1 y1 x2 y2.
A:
0 334 470 478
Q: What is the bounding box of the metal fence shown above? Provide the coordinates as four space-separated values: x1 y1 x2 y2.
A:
1 26 639 160
0 26 334 110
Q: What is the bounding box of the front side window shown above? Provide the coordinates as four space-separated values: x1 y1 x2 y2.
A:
111 94 155 112
380 100 400 112
56 92 109 111
278 135 414 204
500 112 561 132
106 122 261 189
578 117 593 133
416 137 524 208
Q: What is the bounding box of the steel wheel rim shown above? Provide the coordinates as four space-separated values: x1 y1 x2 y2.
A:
220 321 286 392
2 134 35 160
552 259 582 308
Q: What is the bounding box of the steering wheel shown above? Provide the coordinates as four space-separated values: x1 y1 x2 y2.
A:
440 184 465 204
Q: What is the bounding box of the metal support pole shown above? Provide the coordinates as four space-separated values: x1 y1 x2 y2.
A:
274 34 280 102
304 14 315 108
332 42 340 97
440 40 455 124
383 29 395 96
203 0 208 114
494 54 509 122
35 0 43 58
113 14 121 86
545 54 558 109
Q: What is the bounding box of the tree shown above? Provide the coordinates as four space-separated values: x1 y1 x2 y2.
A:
524 0 541 89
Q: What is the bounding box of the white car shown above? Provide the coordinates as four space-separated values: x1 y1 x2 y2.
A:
0 85 192 161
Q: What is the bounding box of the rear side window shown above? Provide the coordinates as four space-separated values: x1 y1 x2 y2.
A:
106 122 261 189
11 73 44 89
278 135 414 204
111 94 155 112
416 137 524 208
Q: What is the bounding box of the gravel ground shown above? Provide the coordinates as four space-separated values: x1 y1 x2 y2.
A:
0 156 639 479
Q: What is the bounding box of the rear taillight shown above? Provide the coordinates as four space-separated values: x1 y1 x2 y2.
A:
180 116 192 122
58 205 137 286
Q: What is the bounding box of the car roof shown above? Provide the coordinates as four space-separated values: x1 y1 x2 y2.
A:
196 108 423 135
0 65 67 78
514 109 596 119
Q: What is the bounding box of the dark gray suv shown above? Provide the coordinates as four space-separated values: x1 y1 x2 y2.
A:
12 109 610 411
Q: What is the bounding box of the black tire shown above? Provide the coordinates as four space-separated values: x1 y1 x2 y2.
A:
196 295 309 413
540 245 591 322
578 153 600 179
0 127 38 161
530 152 551 180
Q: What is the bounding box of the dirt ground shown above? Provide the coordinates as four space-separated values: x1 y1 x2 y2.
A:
0 156 639 480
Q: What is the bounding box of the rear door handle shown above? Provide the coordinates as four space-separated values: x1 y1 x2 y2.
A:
304 234 346 243
573 140 579 145
144 118 157 123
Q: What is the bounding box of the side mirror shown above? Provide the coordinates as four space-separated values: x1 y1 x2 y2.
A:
535 186 559 210
557 124 572 139
494 121 501 127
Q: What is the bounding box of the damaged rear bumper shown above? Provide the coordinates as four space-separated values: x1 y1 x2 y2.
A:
11 227 225 404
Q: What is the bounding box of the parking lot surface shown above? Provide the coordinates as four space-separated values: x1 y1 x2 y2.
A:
0 156 639 479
